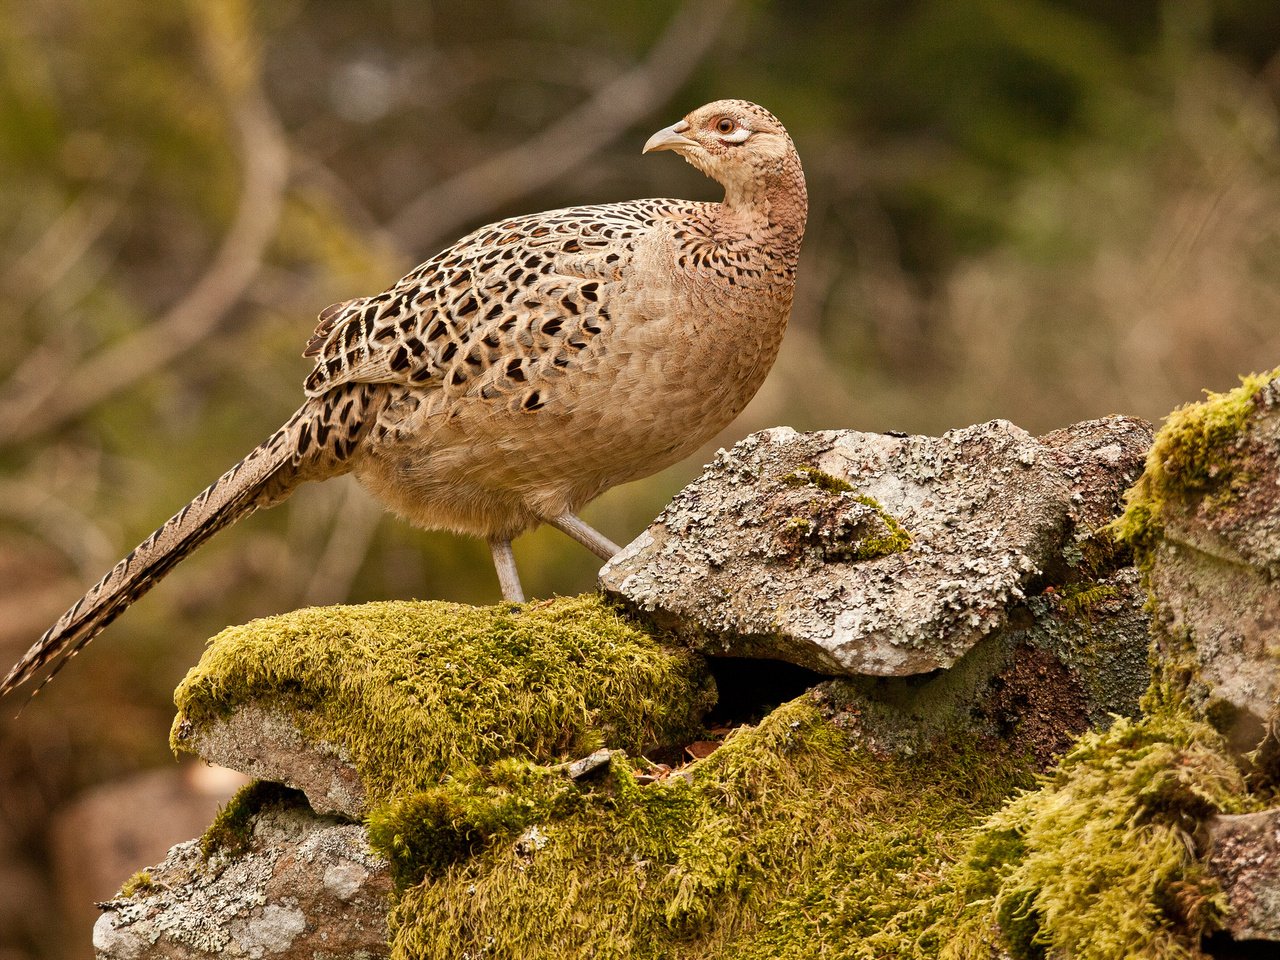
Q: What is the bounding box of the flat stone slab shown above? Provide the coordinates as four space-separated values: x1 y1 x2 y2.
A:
601 417 1150 677
94 800 390 960
174 703 365 819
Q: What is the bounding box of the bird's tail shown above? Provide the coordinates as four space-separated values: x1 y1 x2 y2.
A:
2 389 373 699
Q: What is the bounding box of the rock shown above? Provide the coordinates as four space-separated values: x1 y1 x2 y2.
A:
817 565 1151 761
82 392 1280 959
1116 370 1280 757
601 416 1151 678
178 703 364 818
50 764 249 946
1205 808 1280 943
93 794 390 960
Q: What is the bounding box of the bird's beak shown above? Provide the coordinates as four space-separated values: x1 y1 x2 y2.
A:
643 119 697 155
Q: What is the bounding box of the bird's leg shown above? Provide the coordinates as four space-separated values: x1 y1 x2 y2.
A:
489 539 525 602
547 513 622 561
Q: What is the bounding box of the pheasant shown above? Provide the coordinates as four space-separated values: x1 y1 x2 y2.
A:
3 99 807 696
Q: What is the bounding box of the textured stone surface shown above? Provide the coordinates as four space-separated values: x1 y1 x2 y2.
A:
1205 808 1280 942
93 800 390 959
601 417 1151 677
1145 376 1280 752
815 565 1150 763
51 765 248 942
177 703 365 818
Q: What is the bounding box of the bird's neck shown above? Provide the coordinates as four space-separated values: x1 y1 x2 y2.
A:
717 154 807 256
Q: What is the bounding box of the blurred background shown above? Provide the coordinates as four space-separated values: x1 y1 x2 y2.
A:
0 0 1277 955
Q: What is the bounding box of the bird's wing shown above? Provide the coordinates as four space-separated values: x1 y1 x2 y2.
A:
302 200 688 399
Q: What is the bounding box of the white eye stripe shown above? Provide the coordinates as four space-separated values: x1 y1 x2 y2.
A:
720 126 751 144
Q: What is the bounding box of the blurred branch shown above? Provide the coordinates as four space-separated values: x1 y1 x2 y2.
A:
0 478 117 573
0 191 127 320
290 152 405 259
388 0 737 253
0 14 289 446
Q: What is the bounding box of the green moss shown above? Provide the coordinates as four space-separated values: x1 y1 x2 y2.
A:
173 595 714 807
1113 368 1278 564
201 780 302 857
173 579 1264 957
938 699 1257 960
778 469 912 561
848 493 913 559
780 466 854 493
1054 582 1120 620
119 870 155 898
381 696 1033 960
368 758 584 889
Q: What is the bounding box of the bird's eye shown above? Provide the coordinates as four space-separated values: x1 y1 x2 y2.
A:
715 117 735 134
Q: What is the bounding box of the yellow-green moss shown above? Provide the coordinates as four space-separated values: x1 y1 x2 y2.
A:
369 757 585 889
1054 582 1120 620
119 870 155 898
170 580 1266 957
1112 368 1279 564
939 698 1258 960
780 466 855 493
380 696 1033 960
779 468 912 561
847 494 913 559
372 693 1252 960
173 595 714 808
201 780 301 857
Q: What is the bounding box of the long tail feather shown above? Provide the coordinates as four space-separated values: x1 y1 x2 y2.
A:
3 405 320 699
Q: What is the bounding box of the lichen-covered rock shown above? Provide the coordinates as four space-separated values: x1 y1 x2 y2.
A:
820 565 1151 761
93 792 390 959
171 595 714 816
1115 370 1280 756
601 417 1151 677
1205 808 1280 943
51 765 248 939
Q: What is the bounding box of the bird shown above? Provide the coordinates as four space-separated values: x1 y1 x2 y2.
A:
2 99 807 696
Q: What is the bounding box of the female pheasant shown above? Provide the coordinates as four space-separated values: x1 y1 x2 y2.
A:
3 99 807 695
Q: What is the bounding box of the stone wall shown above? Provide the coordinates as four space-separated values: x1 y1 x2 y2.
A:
91 383 1280 959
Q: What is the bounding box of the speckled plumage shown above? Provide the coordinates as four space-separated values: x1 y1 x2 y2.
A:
3 99 807 695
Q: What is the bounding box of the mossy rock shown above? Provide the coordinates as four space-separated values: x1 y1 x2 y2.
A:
173 595 714 808
365 691 1261 960
379 695 1036 960
1111 369 1280 754
1112 367 1279 566
161 590 1269 959
943 698 1262 960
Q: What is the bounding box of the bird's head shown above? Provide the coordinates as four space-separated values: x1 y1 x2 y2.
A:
642 99 803 211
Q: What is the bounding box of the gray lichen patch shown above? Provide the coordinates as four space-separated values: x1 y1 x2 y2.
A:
602 418 1151 678
95 799 391 960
